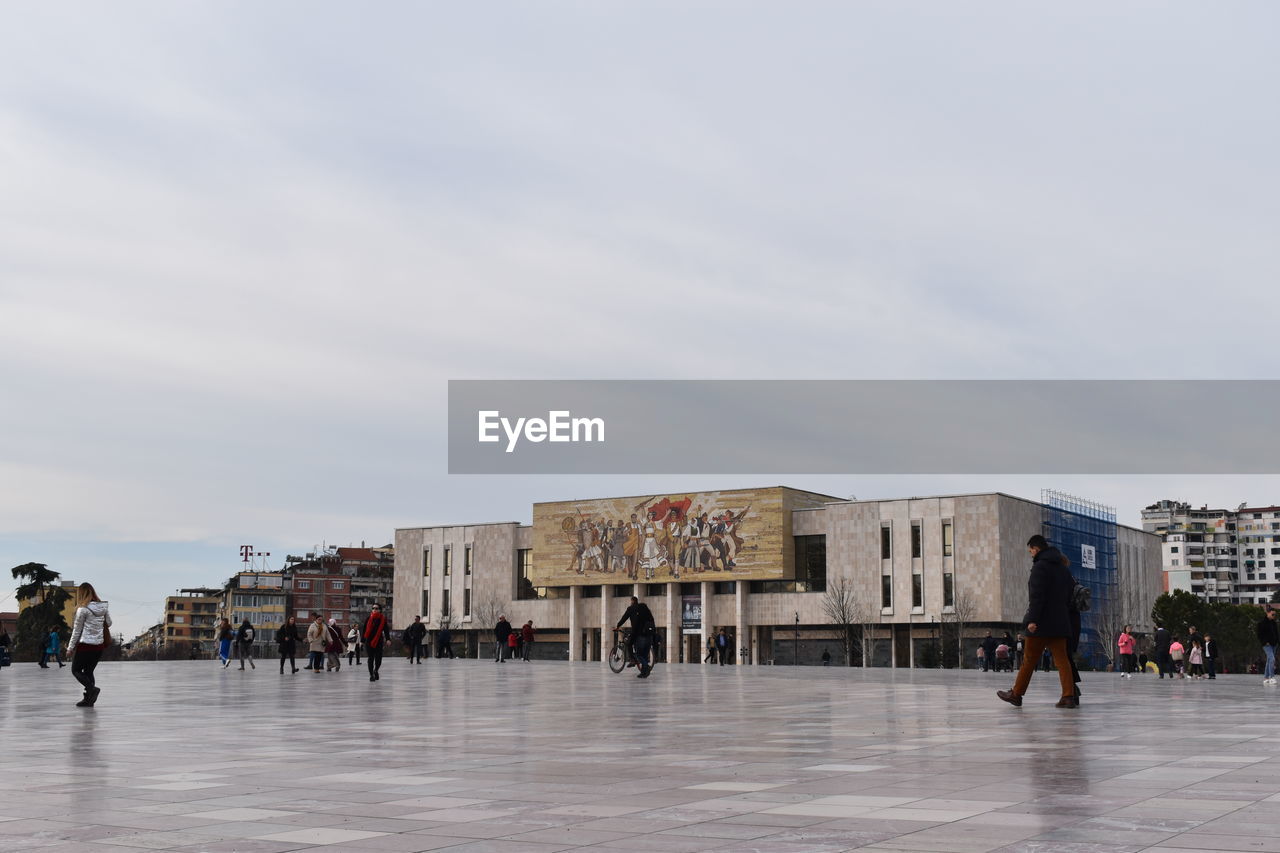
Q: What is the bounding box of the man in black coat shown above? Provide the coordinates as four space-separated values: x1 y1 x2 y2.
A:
494 615 513 663
615 596 657 678
980 631 998 673
998 535 1078 708
404 615 427 664
1153 623 1172 679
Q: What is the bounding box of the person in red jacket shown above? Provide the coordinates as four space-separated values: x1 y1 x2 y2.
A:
363 604 390 682
521 621 535 662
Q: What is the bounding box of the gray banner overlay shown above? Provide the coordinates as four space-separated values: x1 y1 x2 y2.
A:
448 380 1280 474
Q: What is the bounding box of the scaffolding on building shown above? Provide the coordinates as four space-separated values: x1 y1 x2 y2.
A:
1041 489 1117 669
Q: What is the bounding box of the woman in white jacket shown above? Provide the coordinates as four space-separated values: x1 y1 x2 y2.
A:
67 582 111 707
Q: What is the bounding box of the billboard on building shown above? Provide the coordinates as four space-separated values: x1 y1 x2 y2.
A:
530 487 833 586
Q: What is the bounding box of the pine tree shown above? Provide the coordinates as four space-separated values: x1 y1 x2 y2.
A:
11 563 71 660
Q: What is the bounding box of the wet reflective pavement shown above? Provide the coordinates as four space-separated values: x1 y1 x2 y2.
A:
2 659 1278 852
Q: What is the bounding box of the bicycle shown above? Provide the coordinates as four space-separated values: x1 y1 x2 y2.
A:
608 628 663 674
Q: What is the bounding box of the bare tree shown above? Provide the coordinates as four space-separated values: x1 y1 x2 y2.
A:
821 576 869 666
471 594 504 660
941 589 977 669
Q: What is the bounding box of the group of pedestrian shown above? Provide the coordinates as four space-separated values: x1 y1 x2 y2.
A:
977 631 1016 673
493 616 537 662
1145 623 1220 680
704 628 734 665
215 604 392 682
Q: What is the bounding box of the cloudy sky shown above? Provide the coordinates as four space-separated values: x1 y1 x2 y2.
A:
3 3 1279 639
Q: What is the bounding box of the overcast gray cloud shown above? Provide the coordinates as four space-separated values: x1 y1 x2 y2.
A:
2 2 1278 638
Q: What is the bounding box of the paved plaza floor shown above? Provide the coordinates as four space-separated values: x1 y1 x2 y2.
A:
2 659 1280 853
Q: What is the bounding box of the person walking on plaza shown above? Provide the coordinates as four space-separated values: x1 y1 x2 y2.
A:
704 634 716 663
521 621 535 661
324 619 346 671
494 615 512 663
437 625 454 658
507 629 519 660
66 582 111 708
306 614 327 674
1258 608 1278 685
980 631 997 673
217 618 233 668
997 535 1077 708
1154 622 1172 679
404 616 427 664
363 604 389 681
717 628 730 665
235 619 256 670
276 617 301 674
346 624 361 666
1188 640 1205 678
1205 633 1219 679
1169 636 1186 678
1014 633 1024 669
1117 625 1137 677
40 628 65 668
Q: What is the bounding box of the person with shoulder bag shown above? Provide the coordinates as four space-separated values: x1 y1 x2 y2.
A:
67 582 112 708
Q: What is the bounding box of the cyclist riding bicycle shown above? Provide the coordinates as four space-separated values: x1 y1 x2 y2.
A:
614 595 656 679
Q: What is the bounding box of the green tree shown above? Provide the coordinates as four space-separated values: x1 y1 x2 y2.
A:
1205 601 1265 673
1150 590 1208 641
11 563 71 660
1271 589 1280 605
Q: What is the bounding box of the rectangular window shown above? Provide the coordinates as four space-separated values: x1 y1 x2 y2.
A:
612 585 633 597
443 547 452 576
331 580 344 591
173 615 185 624
421 590 429 617
423 548 431 577
911 522 922 558
794 535 827 592
516 549 542 600
1170 546 1179 553
942 521 953 557
912 574 923 608
297 579 310 590
646 583 665 596
441 588 451 618
881 525 892 559
464 545 473 576
943 572 954 607
714 581 737 594
881 575 892 609
464 588 471 617
582 585 602 598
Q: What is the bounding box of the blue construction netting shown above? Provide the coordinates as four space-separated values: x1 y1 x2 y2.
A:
1041 489 1117 670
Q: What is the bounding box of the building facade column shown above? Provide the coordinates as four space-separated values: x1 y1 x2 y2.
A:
735 581 748 665
665 582 678 663
600 590 610 663
701 580 712 665
568 586 581 662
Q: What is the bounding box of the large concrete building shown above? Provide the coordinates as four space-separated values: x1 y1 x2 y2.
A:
1142 500 1280 605
162 588 221 655
394 487 1162 667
